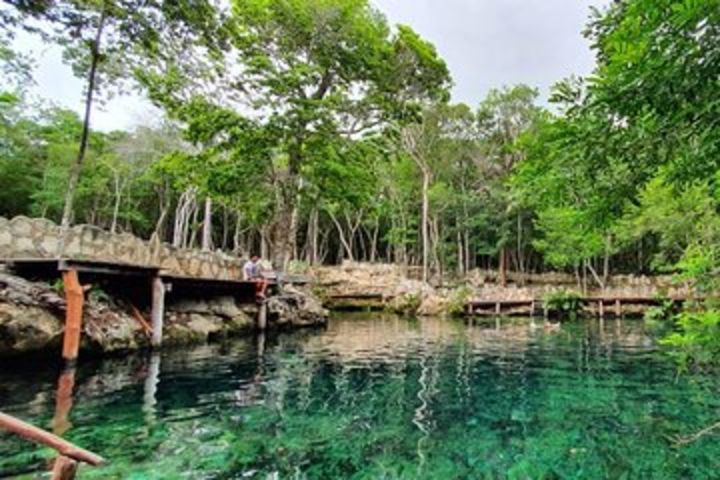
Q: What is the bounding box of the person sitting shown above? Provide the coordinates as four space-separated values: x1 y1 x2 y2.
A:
243 255 269 301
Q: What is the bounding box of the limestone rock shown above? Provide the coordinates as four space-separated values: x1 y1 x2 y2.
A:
267 285 328 328
0 303 63 354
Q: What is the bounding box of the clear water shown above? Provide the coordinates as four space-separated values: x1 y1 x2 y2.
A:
1 314 720 479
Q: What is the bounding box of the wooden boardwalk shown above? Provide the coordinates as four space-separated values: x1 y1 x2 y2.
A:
466 295 698 317
1 257 278 362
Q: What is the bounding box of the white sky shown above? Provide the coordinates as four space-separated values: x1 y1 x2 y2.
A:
12 0 607 132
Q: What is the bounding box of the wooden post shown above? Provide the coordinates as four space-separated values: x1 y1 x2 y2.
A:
530 300 536 317
615 299 622 317
62 270 84 363
52 455 78 480
598 300 605 319
495 302 501 315
151 277 165 348
258 302 267 330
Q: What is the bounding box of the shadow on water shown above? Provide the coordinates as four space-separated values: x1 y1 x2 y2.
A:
1 314 720 479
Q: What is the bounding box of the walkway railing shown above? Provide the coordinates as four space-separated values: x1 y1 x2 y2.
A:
0 412 104 479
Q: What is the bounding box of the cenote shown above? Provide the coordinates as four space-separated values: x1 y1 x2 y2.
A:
1 314 719 479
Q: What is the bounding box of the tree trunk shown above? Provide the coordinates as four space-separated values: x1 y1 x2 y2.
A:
270 173 300 270
603 235 612 287
498 247 507 287
328 211 354 261
517 211 525 274
60 9 107 229
201 197 212 251
370 219 379 263
421 169 430 283
457 229 464 276
110 174 123 234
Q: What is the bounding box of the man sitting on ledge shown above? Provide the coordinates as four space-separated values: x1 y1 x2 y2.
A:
243 255 269 301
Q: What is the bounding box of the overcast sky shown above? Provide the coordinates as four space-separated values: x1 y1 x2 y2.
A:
16 0 608 132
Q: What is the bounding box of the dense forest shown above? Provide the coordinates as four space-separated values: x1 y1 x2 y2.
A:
1 0 719 295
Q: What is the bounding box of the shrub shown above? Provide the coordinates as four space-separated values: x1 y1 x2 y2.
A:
287 260 309 274
643 295 676 323
447 286 473 317
543 289 583 319
662 309 720 369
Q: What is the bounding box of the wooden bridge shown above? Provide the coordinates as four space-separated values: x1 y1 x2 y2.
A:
0 257 287 364
466 295 698 317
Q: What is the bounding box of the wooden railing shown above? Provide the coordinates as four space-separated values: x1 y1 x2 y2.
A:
0 412 104 479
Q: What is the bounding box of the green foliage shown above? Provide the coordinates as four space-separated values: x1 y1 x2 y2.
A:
389 292 422 316
287 260 309 274
447 285 472 317
662 309 720 369
543 289 583 319
644 295 677 324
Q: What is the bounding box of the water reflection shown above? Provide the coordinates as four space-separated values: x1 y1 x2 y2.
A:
0 315 718 479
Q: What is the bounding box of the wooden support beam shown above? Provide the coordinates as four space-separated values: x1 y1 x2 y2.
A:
0 412 104 466
598 300 605 319
61 270 84 363
130 305 153 338
495 302 501 315
615 299 622 317
151 277 166 348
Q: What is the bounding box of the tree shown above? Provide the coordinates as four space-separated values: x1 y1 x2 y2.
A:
141 0 450 269
2 0 225 228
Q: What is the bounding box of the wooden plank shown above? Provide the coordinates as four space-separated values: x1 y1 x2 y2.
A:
61 270 84 363
151 277 165 348
0 412 105 466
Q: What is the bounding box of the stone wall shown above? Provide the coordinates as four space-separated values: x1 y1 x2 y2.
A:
0 216 242 280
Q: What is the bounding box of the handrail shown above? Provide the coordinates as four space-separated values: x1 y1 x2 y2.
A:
0 412 105 466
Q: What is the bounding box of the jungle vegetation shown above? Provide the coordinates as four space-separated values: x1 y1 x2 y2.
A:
2 0 720 362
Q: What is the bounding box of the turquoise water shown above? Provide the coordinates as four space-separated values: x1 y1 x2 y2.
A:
1 314 720 479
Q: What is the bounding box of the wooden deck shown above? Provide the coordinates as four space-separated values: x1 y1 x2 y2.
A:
1 257 279 362
466 295 699 317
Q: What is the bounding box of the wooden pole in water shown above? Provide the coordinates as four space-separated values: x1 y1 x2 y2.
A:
258 302 268 330
615 299 622 317
52 456 78 480
61 270 84 363
0 412 105 466
151 277 166 348
51 368 76 437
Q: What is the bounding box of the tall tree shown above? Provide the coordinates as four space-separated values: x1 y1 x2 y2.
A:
142 0 450 268
2 0 225 228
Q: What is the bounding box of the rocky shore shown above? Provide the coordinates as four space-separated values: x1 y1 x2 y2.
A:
0 270 328 357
